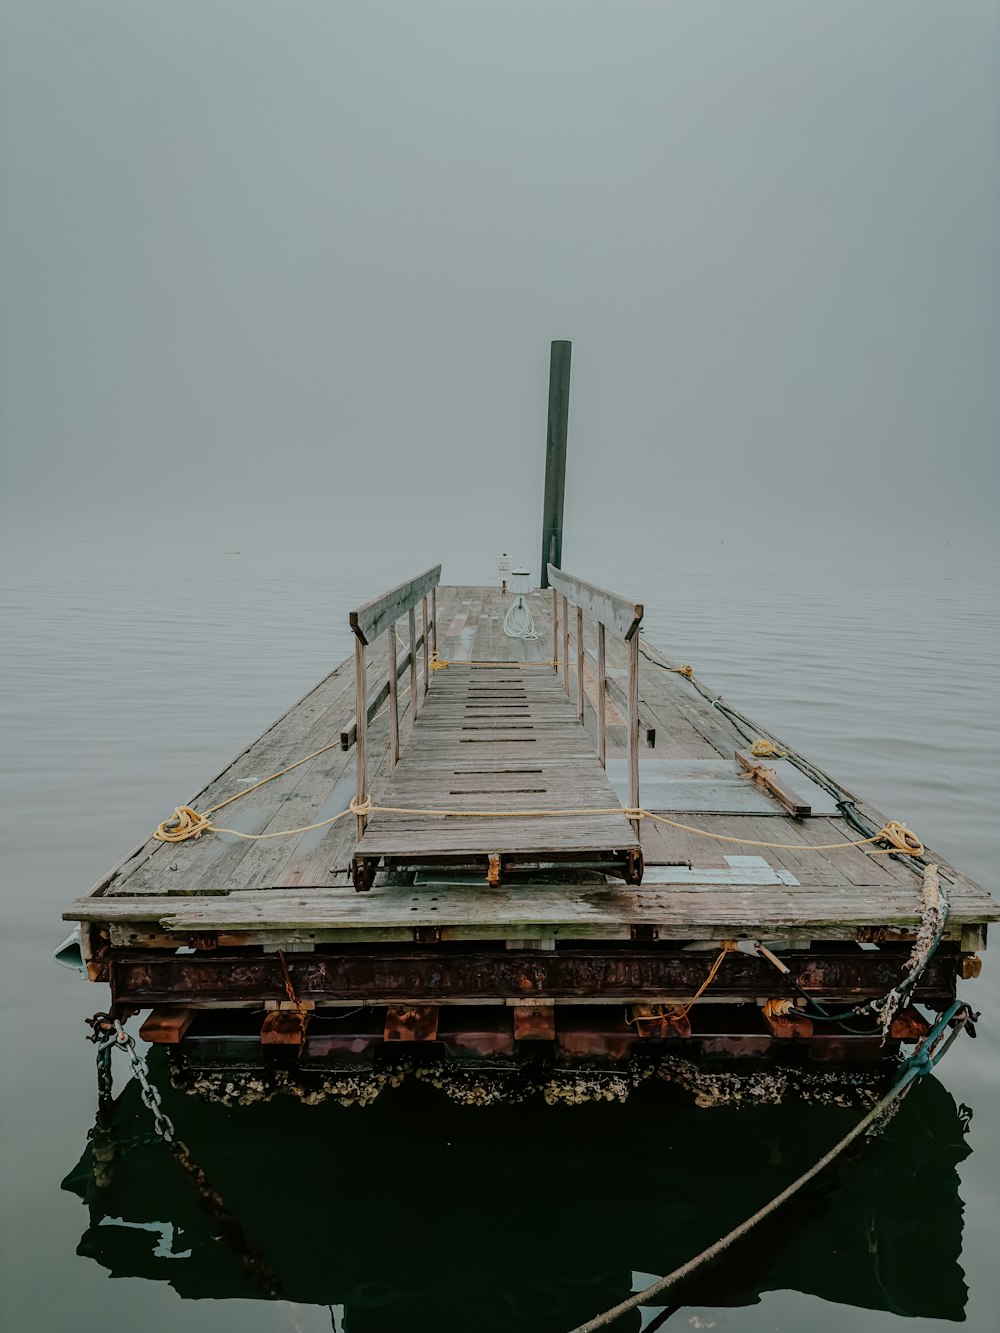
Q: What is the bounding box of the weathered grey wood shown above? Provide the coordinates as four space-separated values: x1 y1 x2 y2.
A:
340 627 430 750
421 597 430 695
551 586 559 674
68 582 1000 954
628 630 640 834
597 621 607 768
354 636 368 838
561 593 570 696
735 749 811 817
349 565 442 645
547 565 643 641
386 619 400 767
408 605 418 718
576 606 585 723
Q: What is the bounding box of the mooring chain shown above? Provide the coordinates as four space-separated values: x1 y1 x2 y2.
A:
93 1018 283 1298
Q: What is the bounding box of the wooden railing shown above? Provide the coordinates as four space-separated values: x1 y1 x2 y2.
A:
547 564 644 831
349 564 442 837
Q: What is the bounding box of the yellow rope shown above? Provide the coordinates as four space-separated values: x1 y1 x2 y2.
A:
627 940 739 1027
750 738 788 758
157 788 923 859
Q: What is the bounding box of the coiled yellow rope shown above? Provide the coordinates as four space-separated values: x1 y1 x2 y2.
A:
749 738 788 758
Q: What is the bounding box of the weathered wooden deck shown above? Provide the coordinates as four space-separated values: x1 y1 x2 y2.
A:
66 583 999 952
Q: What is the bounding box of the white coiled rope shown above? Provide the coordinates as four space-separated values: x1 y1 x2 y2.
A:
502 595 537 640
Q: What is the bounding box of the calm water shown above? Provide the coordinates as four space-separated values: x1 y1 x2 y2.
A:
2 541 998 1332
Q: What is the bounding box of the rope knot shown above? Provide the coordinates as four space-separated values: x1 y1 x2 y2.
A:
676 664 694 678
876 820 924 856
762 998 796 1019
349 795 374 817
154 806 213 843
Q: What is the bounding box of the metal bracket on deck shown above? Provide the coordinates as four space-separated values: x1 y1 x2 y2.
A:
351 857 377 892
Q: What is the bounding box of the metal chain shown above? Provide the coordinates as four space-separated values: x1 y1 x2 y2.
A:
98 1019 283 1298
112 1020 177 1141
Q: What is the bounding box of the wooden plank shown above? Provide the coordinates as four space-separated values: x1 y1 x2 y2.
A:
139 1008 195 1045
576 606 585 723
628 630 640 835
735 749 812 817
354 636 368 838
386 619 400 766
547 565 643 640
597 621 607 768
408 605 419 718
349 565 442 645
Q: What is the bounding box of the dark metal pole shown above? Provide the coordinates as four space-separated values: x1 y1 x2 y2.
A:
539 339 571 588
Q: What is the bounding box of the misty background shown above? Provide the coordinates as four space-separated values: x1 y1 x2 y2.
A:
1 0 998 571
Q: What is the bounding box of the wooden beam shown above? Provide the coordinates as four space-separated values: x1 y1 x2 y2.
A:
628 631 640 833
547 565 643 641
561 594 570 696
421 597 430 695
735 750 812 817
514 1004 556 1041
551 586 559 673
139 1008 195 1044
597 622 607 767
261 1009 308 1046
384 1005 439 1042
354 636 368 838
386 620 400 766
576 606 585 723
408 605 419 717
349 565 442 645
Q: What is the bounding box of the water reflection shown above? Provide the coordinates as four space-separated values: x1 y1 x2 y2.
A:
63 1059 969 1330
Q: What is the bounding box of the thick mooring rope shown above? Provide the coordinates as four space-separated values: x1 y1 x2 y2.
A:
567 1001 970 1333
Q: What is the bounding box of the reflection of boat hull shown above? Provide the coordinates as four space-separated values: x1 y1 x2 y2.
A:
63 1054 970 1328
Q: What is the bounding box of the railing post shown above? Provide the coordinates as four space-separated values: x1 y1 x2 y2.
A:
386 622 400 767
628 630 640 835
576 606 585 723
408 606 419 718
354 637 369 838
431 587 438 655
597 622 607 768
552 587 559 672
561 595 570 696
422 597 430 695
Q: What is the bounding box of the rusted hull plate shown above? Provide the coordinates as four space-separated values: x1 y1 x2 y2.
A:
107 948 958 1007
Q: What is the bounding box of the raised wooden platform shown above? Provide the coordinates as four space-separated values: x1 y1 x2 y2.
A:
63 581 999 1035
353 660 642 885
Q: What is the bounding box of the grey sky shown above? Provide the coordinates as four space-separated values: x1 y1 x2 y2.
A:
1 0 997 563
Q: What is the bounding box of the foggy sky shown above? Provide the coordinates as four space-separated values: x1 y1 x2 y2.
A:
1 0 997 565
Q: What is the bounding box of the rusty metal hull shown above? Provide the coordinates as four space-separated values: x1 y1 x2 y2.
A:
107 945 958 1007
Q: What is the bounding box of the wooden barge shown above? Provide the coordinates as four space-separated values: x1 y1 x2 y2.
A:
63 560 999 1079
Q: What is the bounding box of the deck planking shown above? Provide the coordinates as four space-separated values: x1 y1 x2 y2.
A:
67 584 1000 946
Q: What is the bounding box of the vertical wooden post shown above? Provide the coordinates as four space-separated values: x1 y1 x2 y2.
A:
408 606 418 717
421 596 430 694
551 587 559 672
539 340 572 588
575 606 585 723
431 587 438 655
386 624 400 766
354 637 369 838
561 595 570 696
597 622 607 768
628 631 640 835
